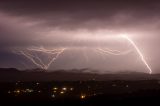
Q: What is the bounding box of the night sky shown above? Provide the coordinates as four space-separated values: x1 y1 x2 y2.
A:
0 0 160 73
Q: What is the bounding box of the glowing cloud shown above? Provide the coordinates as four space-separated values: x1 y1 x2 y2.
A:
12 33 152 74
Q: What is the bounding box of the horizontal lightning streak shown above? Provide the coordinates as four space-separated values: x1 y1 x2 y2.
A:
97 48 132 55
27 47 62 54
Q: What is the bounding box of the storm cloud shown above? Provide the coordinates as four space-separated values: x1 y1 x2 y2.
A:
0 0 160 73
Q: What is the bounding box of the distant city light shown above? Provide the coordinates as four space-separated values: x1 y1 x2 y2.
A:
60 91 64 94
70 87 74 91
53 87 58 90
25 89 34 93
80 94 86 99
51 94 55 98
62 87 67 91
14 90 20 94
36 82 40 85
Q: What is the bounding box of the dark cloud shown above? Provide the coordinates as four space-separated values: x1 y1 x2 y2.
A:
0 0 160 29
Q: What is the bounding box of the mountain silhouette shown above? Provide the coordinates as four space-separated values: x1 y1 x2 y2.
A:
0 68 158 82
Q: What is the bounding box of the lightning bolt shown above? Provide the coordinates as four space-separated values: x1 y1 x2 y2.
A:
121 35 152 74
97 48 132 56
96 34 152 74
19 51 44 69
13 47 66 70
43 48 66 70
27 47 63 54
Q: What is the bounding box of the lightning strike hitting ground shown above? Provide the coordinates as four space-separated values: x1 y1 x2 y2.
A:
122 35 152 74
96 34 152 74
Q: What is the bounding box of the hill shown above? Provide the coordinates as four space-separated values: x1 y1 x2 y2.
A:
0 68 158 82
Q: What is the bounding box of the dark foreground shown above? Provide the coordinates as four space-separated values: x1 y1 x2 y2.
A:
1 80 160 106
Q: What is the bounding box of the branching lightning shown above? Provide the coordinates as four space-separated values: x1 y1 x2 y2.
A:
13 47 66 70
27 47 64 55
19 50 45 69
